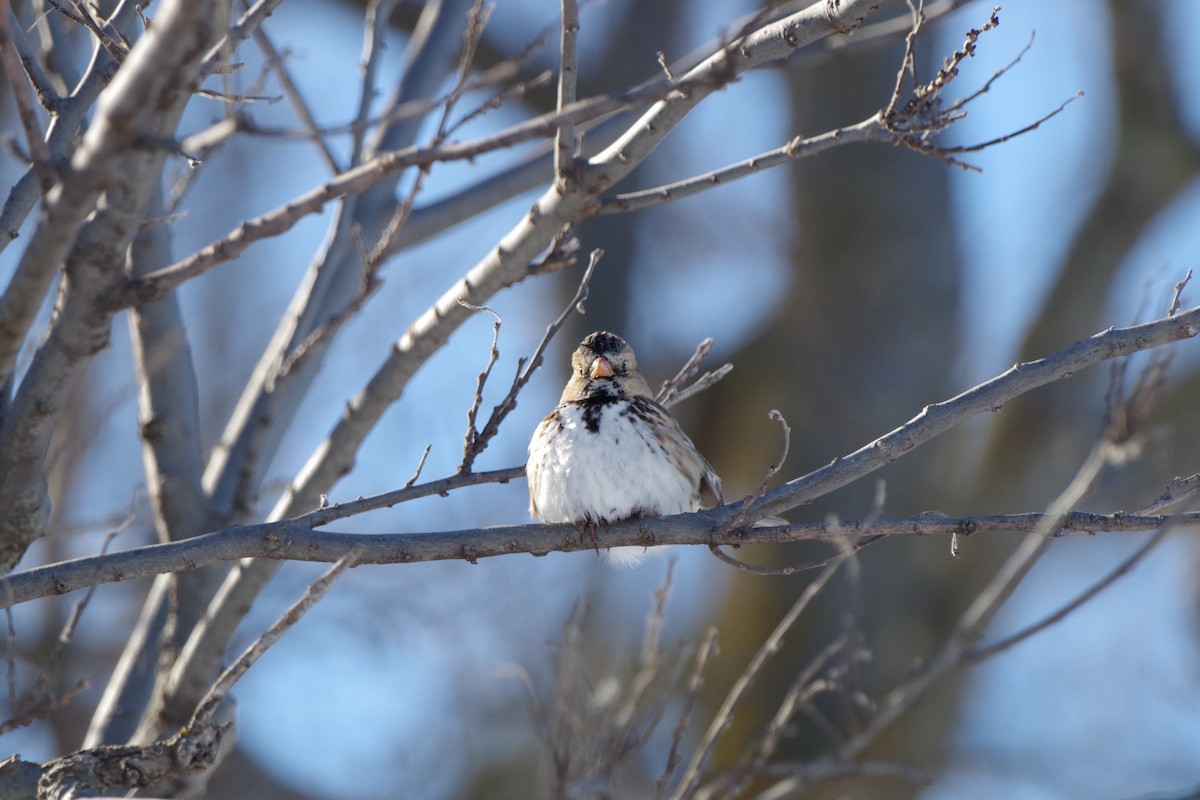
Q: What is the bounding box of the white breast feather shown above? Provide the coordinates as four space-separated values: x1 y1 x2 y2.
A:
528 403 699 524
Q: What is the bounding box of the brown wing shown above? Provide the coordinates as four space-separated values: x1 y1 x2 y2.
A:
698 456 724 509
636 397 724 510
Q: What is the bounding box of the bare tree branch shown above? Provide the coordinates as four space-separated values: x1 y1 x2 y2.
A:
3 9 61 113
144 0 484 751
198 0 475 527
655 626 719 798
33 721 228 800
266 0 884 532
83 186 217 749
114 75 747 304
599 113 888 215
348 0 402 164
4 306 1198 608
0 2 136 252
671 554 848 800
824 439 1119 776
13 504 1200 610
9 362 1200 614
188 549 361 731
749 304 1200 521
251 25 342 174
200 0 287 78
554 0 580 183
0 0 223 571
966 467 1200 664
460 247 598 472
0 11 52 184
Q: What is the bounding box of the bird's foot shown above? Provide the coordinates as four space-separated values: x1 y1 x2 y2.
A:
577 519 600 556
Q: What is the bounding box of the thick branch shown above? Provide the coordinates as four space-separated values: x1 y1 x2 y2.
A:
32 722 227 800
747 305 1200 520
0 0 222 570
553 0 579 182
3 304 1198 605
4 507 1197 610
119 77 722 305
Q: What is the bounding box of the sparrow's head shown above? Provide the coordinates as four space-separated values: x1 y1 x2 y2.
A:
563 331 653 402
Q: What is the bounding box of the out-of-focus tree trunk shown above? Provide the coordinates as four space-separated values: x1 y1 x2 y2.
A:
693 2 1200 795
977 0 1200 509
696 24 966 794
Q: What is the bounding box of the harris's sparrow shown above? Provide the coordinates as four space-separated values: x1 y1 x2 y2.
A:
527 331 723 563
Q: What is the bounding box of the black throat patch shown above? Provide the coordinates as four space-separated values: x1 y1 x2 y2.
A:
576 394 621 433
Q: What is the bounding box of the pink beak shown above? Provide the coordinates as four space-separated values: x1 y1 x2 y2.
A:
590 356 614 379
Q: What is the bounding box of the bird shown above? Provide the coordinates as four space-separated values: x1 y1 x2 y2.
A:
527 331 723 565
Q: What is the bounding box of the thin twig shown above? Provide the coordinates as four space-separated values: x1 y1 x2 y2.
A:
195 87 281 104
833 440 1117 764
934 91 1083 156
45 0 126 61
1168 269 1192 316
655 625 718 798
274 258 385 380
4 9 60 112
612 563 680 774
122 61 791 303
596 17 1060 217
350 0 402 164
669 554 847 800
598 117 888 215
459 303 504 470
443 69 557 139
365 0 491 270
946 32 1036 114
656 338 713 405
405 444 433 488
654 338 734 410
189 547 363 730
718 409 791 536
458 248 602 471
882 0 922 122
664 364 734 409
0 10 51 188
200 0 287 78
712 635 850 798
1107 274 1189 451
0 678 90 736
967 447 1200 663
642 560 674 665
889 3 1001 129
968 526 1170 664
252 28 342 173
27 515 131 711
708 535 884 576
